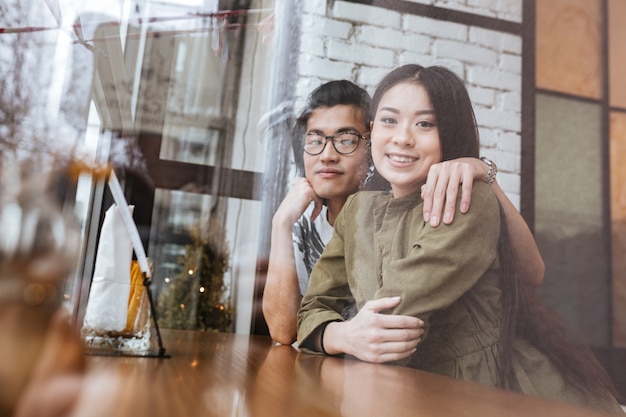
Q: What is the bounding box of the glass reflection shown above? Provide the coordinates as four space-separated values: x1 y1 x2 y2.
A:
1 0 274 338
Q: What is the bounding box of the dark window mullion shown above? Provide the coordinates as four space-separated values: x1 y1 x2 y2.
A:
601 0 613 347
521 0 536 230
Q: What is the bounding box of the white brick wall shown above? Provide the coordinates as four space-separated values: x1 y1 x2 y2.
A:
403 15 468 41
468 65 521 90
294 0 524 207
469 28 521 54
434 39 499 66
332 1 402 28
359 26 407 50
327 39 395 66
301 16 353 41
302 0 327 15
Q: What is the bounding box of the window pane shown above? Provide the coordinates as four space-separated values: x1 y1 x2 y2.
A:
536 0 602 99
535 93 609 345
160 127 221 166
149 189 261 333
610 111 626 347
0 0 274 337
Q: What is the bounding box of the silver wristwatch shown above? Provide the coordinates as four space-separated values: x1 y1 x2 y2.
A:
480 157 498 185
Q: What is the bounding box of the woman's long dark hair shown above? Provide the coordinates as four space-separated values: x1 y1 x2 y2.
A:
372 64 619 400
497 206 619 399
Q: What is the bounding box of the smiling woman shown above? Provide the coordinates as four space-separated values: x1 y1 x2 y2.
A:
370 81 442 198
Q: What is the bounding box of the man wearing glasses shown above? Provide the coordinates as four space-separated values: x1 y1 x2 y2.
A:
263 80 383 346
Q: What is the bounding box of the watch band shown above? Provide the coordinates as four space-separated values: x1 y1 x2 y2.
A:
480 157 498 185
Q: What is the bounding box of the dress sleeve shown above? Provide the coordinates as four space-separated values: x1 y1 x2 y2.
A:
375 182 501 323
297 196 355 351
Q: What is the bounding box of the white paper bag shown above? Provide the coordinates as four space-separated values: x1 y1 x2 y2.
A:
82 204 134 332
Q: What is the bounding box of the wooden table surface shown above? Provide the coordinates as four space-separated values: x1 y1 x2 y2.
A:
83 329 616 417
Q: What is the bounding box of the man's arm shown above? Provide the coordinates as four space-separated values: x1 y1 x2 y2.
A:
490 180 545 286
263 178 322 345
420 157 545 286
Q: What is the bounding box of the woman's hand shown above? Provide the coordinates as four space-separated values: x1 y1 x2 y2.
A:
323 297 424 363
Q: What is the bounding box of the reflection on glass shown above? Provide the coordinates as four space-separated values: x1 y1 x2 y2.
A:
610 111 626 347
536 0 602 99
160 126 221 166
534 93 609 346
158 30 231 166
150 189 232 332
609 0 626 108
167 35 227 118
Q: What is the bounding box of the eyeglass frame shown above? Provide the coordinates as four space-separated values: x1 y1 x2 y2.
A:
302 131 368 155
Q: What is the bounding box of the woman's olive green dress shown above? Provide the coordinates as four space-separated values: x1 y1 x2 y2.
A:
297 182 623 414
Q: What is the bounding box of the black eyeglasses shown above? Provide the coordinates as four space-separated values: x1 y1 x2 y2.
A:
303 132 367 155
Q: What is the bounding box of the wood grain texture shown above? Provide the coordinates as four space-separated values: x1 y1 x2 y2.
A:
84 329 615 417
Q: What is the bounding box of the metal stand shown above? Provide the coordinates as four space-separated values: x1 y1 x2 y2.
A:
143 273 168 358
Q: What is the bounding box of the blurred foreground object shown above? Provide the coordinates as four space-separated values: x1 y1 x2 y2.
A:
0 157 82 416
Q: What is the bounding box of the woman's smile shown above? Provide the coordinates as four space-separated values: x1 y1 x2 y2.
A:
387 153 418 165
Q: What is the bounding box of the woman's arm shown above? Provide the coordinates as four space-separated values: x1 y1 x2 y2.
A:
298 195 423 362
383 182 502 319
420 157 544 286
304 188 498 363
